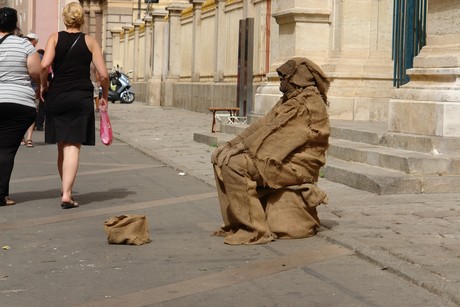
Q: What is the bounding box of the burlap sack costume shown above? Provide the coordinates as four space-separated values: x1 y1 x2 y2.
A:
212 57 330 245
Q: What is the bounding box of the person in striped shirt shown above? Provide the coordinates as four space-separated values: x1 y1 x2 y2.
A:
0 7 44 206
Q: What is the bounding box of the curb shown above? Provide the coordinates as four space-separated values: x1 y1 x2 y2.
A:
317 229 459 306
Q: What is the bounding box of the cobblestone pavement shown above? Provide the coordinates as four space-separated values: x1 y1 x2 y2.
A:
107 102 460 305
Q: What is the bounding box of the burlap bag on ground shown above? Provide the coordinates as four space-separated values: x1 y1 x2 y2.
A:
265 184 328 239
104 214 151 245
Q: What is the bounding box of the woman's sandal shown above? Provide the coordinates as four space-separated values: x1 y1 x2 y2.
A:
26 139 34 147
1 197 16 206
61 200 79 209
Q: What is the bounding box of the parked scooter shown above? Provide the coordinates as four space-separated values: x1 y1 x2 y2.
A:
101 65 135 104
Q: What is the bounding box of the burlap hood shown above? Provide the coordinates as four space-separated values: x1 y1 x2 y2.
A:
276 57 330 104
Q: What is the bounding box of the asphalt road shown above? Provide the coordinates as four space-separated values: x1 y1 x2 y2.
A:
0 127 455 306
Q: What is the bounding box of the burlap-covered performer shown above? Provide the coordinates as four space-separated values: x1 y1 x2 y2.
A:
211 57 330 245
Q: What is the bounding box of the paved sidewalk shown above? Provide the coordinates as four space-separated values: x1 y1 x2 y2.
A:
1 101 458 306
106 102 460 305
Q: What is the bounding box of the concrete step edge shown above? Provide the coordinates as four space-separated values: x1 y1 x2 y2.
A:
323 157 419 195
193 132 234 147
328 139 455 175
324 157 460 194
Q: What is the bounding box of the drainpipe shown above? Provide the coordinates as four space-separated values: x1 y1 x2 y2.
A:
265 0 271 74
137 0 141 20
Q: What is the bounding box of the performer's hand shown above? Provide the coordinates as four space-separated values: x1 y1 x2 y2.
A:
211 143 230 164
217 142 245 167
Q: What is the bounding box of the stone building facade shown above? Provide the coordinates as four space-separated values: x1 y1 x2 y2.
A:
103 0 459 136
100 0 460 195
109 0 398 120
389 1 460 138
5 0 460 139
3 0 459 192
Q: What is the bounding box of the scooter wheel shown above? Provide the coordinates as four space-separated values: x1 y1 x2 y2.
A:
120 92 135 104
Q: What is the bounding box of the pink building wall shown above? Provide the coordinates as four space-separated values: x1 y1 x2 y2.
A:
29 0 68 49
8 0 69 50
32 0 60 50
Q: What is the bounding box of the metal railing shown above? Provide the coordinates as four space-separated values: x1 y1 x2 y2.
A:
392 0 427 87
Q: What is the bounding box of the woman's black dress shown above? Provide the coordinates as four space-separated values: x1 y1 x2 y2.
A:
45 31 95 145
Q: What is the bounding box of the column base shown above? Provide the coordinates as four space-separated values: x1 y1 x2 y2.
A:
147 78 163 106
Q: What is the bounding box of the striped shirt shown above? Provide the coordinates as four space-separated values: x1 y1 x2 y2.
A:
0 34 36 108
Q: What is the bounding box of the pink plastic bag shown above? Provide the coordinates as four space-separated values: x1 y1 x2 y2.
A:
99 109 113 146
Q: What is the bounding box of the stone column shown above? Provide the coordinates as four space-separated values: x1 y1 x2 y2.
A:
88 2 96 37
122 25 133 72
189 0 205 82
213 0 226 82
110 28 123 69
81 0 90 34
104 1 135 71
325 0 394 122
133 20 143 82
152 10 168 79
144 16 153 82
147 9 168 106
388 0 460 140
164 1 189 107
253 0 332 116
271 0 331 67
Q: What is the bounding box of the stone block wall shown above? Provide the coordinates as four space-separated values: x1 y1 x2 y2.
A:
388 0 460 137
174 82 238 113
103 0 459 133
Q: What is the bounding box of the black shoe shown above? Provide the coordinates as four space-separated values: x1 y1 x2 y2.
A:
61 200 79 209
36 126 43 131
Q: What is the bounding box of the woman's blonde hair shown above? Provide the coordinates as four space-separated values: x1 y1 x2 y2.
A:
62 2 84 29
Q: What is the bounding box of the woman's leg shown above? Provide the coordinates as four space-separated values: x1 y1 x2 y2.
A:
25 122 35 147
0 146 17 203
57 143 63 180
0 104 36 204
58 142 81 204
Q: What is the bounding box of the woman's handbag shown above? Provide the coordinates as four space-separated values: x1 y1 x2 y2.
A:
99 109 113 146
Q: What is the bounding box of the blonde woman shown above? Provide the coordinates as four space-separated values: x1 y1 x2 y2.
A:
41 2 109 209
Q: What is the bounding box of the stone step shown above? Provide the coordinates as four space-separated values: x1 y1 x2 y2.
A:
323 157 460 195
328 138 459 175
193 131 233 147
194 119 460 194
216 119 388 146
286 118 438 153
331 119 460 155
220 123 247 135
381 130 460 155
330 119 386 145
